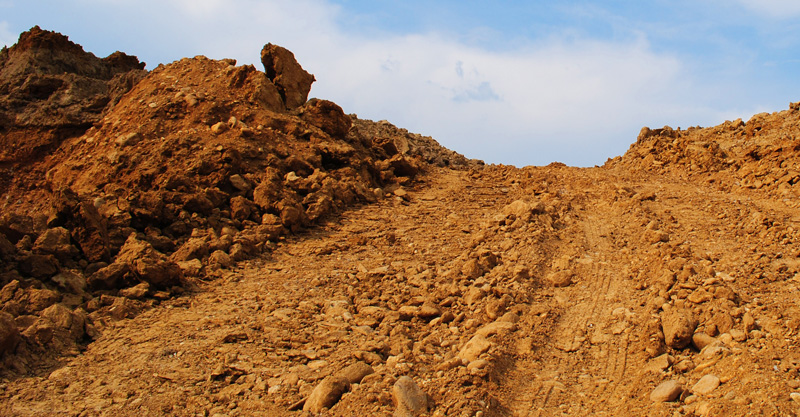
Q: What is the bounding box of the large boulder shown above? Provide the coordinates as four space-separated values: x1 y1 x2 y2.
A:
260 43 315 109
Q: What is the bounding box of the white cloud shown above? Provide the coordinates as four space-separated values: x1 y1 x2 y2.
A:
732 0 800 18
52 0 763 166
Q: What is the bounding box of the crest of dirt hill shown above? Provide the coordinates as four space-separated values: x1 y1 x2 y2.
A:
0 27 479 370
608 101 800 197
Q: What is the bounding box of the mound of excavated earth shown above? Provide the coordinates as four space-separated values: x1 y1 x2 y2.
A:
3 27 800 417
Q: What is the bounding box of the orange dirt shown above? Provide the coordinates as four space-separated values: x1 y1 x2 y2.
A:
2 27 800 417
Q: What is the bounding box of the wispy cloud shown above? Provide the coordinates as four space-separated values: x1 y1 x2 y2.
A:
732 0 800 18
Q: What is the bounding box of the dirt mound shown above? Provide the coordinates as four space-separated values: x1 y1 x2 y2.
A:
4 26 800 417
0 28 476 374
608 101 800 197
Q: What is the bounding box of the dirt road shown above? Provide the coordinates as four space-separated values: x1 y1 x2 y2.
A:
3 165 800 416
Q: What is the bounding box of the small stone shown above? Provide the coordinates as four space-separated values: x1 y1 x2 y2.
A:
392 376 429 417
692 332 717 351
692 374 720 395
229 175 251 192
118 282 150 299
650 380 683 402
546 270 573 287
646 354 674 373
115 132 141 146
337 361 374 384
475 321 516 338
467 359 490 375
302 376 350 413
458 334 492 362
790 392 800 403
729 328 747 342
211 122 228 134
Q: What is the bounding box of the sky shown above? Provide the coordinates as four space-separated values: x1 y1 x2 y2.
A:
2 1 800 167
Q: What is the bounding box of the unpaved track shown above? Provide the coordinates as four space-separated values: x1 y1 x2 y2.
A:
4 166 800 416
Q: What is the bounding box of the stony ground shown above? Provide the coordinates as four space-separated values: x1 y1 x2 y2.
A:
3 163 800 416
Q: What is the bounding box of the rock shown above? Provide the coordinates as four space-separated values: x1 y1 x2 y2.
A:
302 376 350 413
392 376 429 417
87 262 132 290
646 354 674 373
18 253 59 278
171 236 210 262
661 308 697 349
546 270 573 287
115 131 141 146
692 374 720 395
462 259 483 280
729 328 747 342
48 188 111 263
0 311 20 355
228 175 251 192
692 332 717 351
650 380 683 402
485 297 508 320
25 288 61 313
51 270 87 294
458 334 492 362
210 121 228 134
742 313 757 332
645 229 670 244
790 392 800 403
261 43 315 109
301 98 351 138
207 250 233 269
40 303 84 339
32 227 78 259
467 359 490 375
337 361 374 384
475 321 517 338
115 234 182 288
417 301 441 319
119 282 150 299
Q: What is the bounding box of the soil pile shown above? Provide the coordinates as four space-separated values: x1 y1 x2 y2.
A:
609 102 800 197
2 27 800 417
0 28 477 374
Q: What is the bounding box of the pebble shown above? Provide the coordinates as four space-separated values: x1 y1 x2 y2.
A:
650 380 683 402
458 334 492 362
790 392 800 403
546 270 573 287
692 374 720 395
337 362 374 384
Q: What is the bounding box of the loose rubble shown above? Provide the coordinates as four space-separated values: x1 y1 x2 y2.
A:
2 26 800 416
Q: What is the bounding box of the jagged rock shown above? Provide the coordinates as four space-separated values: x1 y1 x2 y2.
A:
32 227 78 259
115 234 181 288
48 188 111 263
261 43 315 109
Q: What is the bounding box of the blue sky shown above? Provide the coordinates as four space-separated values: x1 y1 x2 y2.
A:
2 1 799 166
